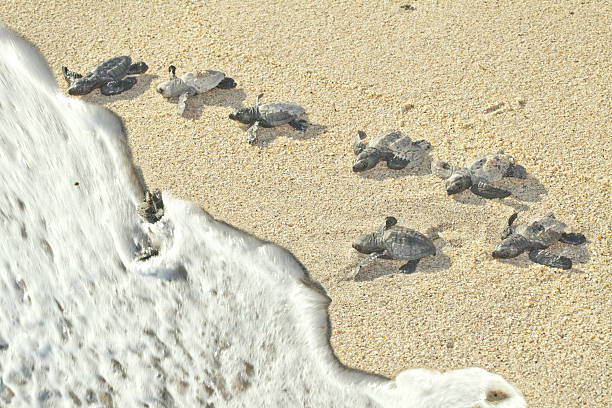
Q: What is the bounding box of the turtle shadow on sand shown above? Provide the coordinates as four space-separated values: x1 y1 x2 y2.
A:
495 243 591 273
239 120 328 147
81 74 158 104
356 153 433 180
450 175 547 207
179 87 247 120
352 240 451 282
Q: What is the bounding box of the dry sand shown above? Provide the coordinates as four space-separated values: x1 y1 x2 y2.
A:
1 1 610 406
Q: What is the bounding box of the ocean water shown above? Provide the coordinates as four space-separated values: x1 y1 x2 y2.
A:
0 25 526 408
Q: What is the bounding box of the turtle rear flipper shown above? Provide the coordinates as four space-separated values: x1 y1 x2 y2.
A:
470 181 511 199
128 61 148 75
399 259 419 274
100 77 137 95
289 118 308 131
560 232 587 245
62 66 82 85
529 249 572 269
216 77 237 89
505 163 528 179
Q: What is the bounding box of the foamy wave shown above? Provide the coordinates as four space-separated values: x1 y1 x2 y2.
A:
0 23 526 407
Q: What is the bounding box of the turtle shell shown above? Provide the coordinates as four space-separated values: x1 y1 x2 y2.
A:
368 130 430 163
516 214 566 247
369 130 407 151
258 103 305 126
191 70 225 93
91 56 132 80
468 152 513 182
382 227 436 260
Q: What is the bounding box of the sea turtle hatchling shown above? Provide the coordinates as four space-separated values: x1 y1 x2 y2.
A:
156 65 237 115
62 56 148 96
137 190 164 224
352 217 437 277
352 130 432 172
228 93 307 144
431 151 527 199
492 212 586 269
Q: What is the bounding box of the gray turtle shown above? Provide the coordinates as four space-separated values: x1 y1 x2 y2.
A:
62 56 148 96
352 130 431 172
492 212 586 269
228 93 307 144
352 217 437 277
431 151 527 199
156 65 236 114
137 190 164 224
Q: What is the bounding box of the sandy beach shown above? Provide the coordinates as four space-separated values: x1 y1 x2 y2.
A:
1 1 610 406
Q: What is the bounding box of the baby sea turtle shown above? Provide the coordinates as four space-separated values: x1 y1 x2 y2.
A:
352 130 431 172
137 190 164 224
156 65 236 115
492 213 586 269
62 56 148 96
228 93 307 144
352 217 436 277
431 151 527 199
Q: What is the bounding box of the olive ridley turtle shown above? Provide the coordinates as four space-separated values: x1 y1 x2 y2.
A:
62 56 148 96
137 190 164 224
156 65 237 114
492 212 586 269
352 217 437 277
228 93 307 144
352 130 431 172
431 151 527 199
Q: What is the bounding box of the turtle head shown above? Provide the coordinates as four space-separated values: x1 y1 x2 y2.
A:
67 77 97 95
352 149 379 172
156 72 187 98
492 236 525 259
445 172 472 195
353 217 395 253
228 107 255 124
352 232 383 254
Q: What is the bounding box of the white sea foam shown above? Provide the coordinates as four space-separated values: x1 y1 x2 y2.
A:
0 24 526 407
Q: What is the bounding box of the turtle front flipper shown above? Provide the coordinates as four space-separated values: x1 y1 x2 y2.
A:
62 66 82 85
529 248 572 269
387 156 409 170
501 212 519 239
100 77 137 95
354 131 367 155
354 251 385 278
177 92 189 115
128 61 148 75
560 232 587 245
470 181 511 199
399 259 419 274
254 93 263 110
246 121 260 144
216 77 237 89
289 119 308 131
